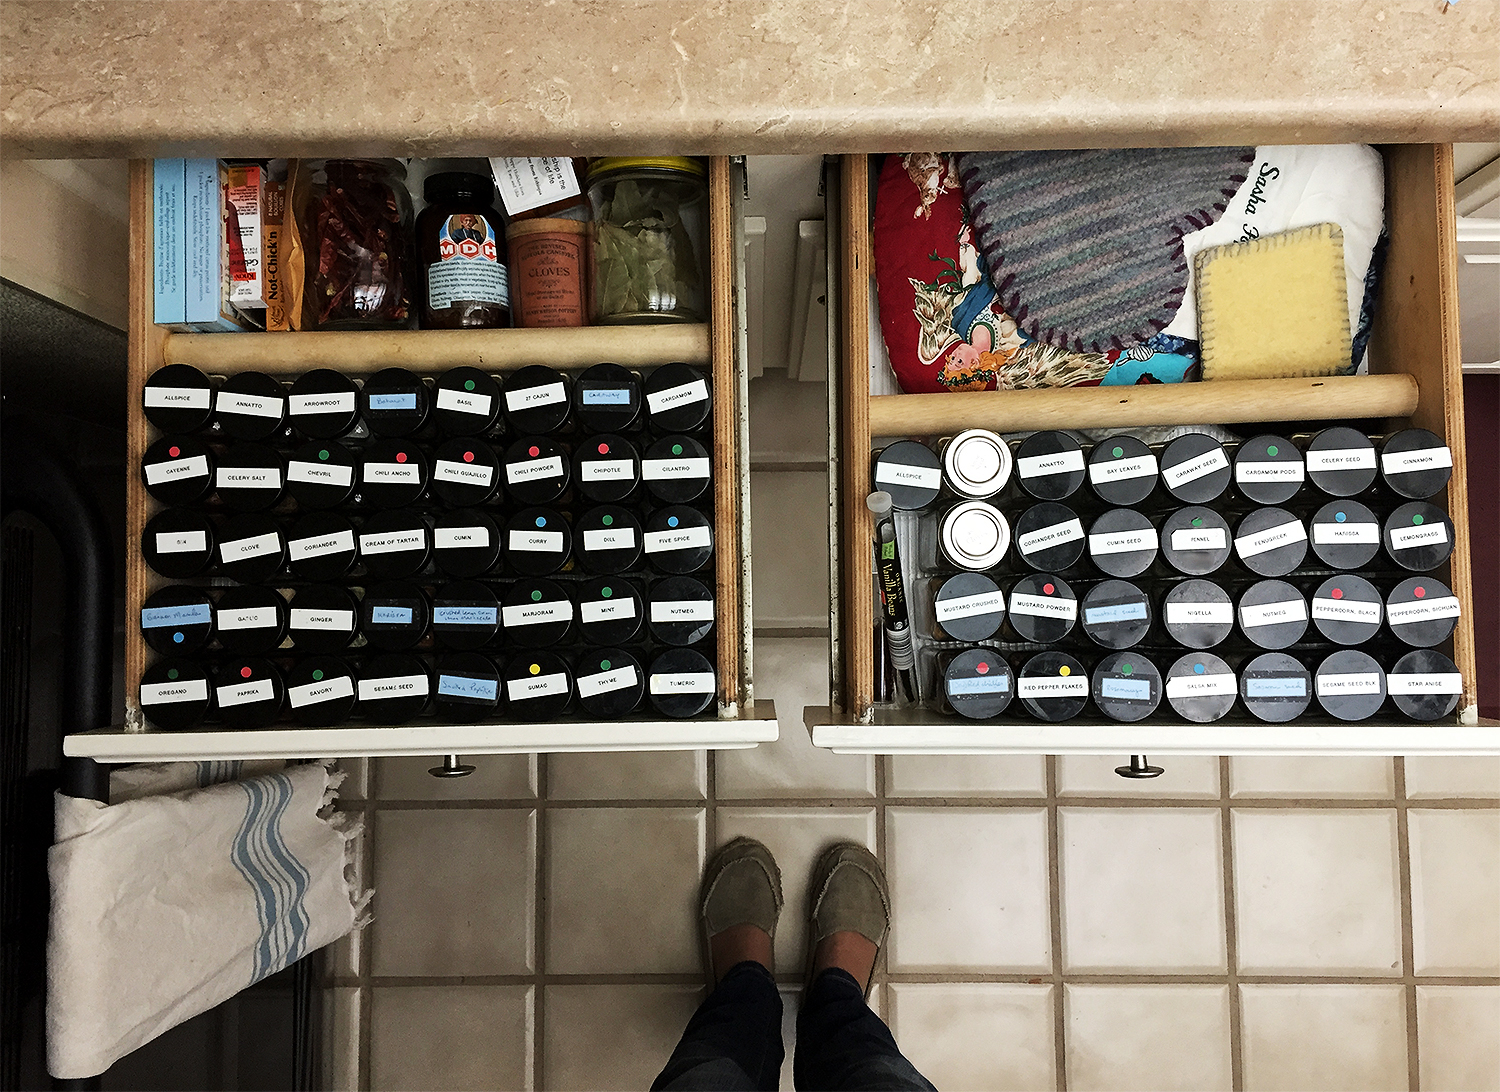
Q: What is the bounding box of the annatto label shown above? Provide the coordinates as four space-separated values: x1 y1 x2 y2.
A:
216 391 284 418
1018 449 1085 479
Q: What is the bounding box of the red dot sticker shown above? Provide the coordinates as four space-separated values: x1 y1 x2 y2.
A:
1043 583 1055 595
1331 588 1344 600
528 445 540 458
168 445 181 458
240 666 252 678
463 450 475 463
976 661 990 675
395 451 408 464
1414 586 1426 598
597 443 609 455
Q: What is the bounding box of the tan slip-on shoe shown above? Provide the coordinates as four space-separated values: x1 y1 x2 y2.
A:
699 837 784 989
804 842 891 999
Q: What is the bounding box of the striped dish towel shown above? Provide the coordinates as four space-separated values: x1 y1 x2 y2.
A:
46 761 366 1079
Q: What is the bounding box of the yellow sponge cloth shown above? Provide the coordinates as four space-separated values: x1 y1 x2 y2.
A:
1195 222 1352 380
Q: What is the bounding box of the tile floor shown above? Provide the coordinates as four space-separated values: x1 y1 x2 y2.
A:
323 373 1500 1091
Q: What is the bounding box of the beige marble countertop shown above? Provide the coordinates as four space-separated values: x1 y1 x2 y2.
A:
2 0 1497 159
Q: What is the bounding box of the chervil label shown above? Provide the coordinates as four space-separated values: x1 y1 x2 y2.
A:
288 675 355 708
1090 527 1159 556
649 671 716 694
1390 523 1448 550
647 379 709 413
508 530 565 553
216 679 275 707
1313 522 1379 544
1017 676 1088 698
1235 520 1307 558
505 456 563 484
219 531 281 563
934 590 1006 622
1387 596 1461 625
216 467 280 490
1306 447 1376 471
217 606 278 631
1236 460 1305 482
582 459 634 481
156 530 207 554
288 529 355 560
1387 673 1462 695
360 529 426 555
1166 673 1236 697
145 386 211 410
1008 593 1076 620
216 391 284 418
508 672 569 700
1018 518 1084 555
1018 449 1085 479
650 600 714 623
1240 599 1307 628
1162 447 1228 487
577 665 639 698
1311 597 1382 623
290 391 355 415
434 526 490 549
581 598 637 623
1382 447 1452 475
1316 671 1383 696
1089 453 1157 483
287 460 353 487
358 674 429 700
583 528 637 552
290 608 354 632
644 526 712 553
505 382 566 411
1170 527 1227 552
502 600 572 627
144 455 209 485
436 387 493 415
436 459 496 486
643 458 711 481
1166 601 1233 625
874 462 942 489
363 462 421 484
141 678 208 705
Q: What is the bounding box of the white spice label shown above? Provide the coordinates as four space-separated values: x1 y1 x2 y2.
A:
1089 453 1157 483
1306 447 1376 471
288 529 355 560
582 459 634 481
216 679 275 708
363 462 421 484
875 461 942 489
1386 673 1463 695
145 454 209 485
1008 593 1077 620
216 391 284 418
504 456 563 484
1312 597 1382 623
650 671 716 694
1170 527 1227 552
1382 447 1452 474
583 528 636 551
502 600 573 628
581 598 637 624
216 467 280 490
359 529 426 555
1236 460 1305 482
1166 673 1237 697
490 156 581 215
647 379 709 414
505 381 566 411
219 531 281 563
1162 447 1229 487
435 459 496 486
1316 671 1383 696
156 530 207 554
145 386 211 410
508 530 565 553
1239 599 1307 628
1313 522 1379 544
1390 523 1448 549
358 674 429 701
1386 596 1461 625
436 387 493 416
1018 518 1084 555
577 664 639 698
288 675 354 708
141 678 208 705
1017 676 1088 698
1090 527 1159 556
290 608 354 632
216 606 278 631
1018 448 1086 479
645 526 712 554
1167 601 1234 625
650 600 714 623
289 391 355 415
935 590 1006 622
507 671 569 700
434 526 490 549
1235 519 1307 558
287 460 353 487
643 458 710 481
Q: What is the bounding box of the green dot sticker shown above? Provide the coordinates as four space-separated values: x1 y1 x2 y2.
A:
166 668 179 681
531 590 543 602
600 659 612 671
1112 446 1123 459
1413 513 1425 525
602 514 614 527
318 449 330 461
1191 516 1203 528
672 443 683 456
464 379 476 391
312 669 324 681
1267 444 1279 456
601 586 613 598
1121 663 1133 675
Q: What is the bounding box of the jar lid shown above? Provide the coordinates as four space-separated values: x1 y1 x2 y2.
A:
1014 502 1085 571
645 575 713 647
433 366 502 436
504 650 573 719
142 507 216 579
1087 435 1158 506
1161 579 1233 649
431 580 501 651
424 171 495 204
286 440 357 510
1380 428 1452 499
1080 579 1152 649
579 576 646 646
286 655 359 727
140 585 214 656
286 511 358 582
1310 574 1383 645
1013 432 1083 499
360 439 429 509
358 508 431 580
1388 648 1462 722
1091 652 1162 723
932 572 1005 643
215 372 287 442
643 435 711 504
360 581 430 651
588 156 706 179
1159 433 1231 503
503 436 570 505
1239 652 1312 723
574 647 647 718
1164 652 1237 723
1086 508 1158 579
1234 434 1304 504
434 652 502 721
139 658 212 731
1385 576 1460 648
1016 652 1089 722
943 648 1014 719
1007 574 1077 644
505 508 572 576
1383 501 1454 572
647 647 716 718
432 508 501 578
433 437 502 507
574 362 642 433
643 506 713 574
1305 426 1377 496
217 512 286 583
873 441 943 511
287 584 359 653
576 434 642 503
940 501 1010 570
143 363 214 433
945 429 1013 499
1232 507 1308 578
141 434 215 505
215 659 285 729
502 578 574 647
1237 579 1308 650
1160 506 1231 576
287 369 359 439
1314 648 1386 722
1309 499 1381 570
217 442 286 512
358 652 432 725
575 505 644 575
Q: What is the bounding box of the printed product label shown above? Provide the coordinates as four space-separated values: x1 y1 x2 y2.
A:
1018 448 1085 479
1084 601 1149 625
368 393 417 411
141 602 212 629
436 387 494 416
145 386 211 410
934 590 1006 622
1246 676 1308 698
1236 460 1305 482
504 456 563 484
216 678 275 707
290 608 354 632
363 462 421 484
578 664 639 698
490 156 582 216
1166 673 1237 697
1008 593 1077 620
1018 518 1084 555
645 526 712 554
1170 527 1227 552
1390 523 1448 549
1239 598 1307 628
1101 677 1152 701
508 671 569 701
288 529 355 560
1090 527 1159 556
290 391 355 415
1311 597 1381 623
216 390 284 418
288 674 355 709
1386 596 1462 625
505 381 567 411
874 461 942 490
508 530 565 553
650 599 714 623
649 671 716 694
216 467 280 490
433 605 498 626
156 530 207 554
287 460 354 487
1313 522 1379 544
1387 673 1463 695
643 457 710 481
141 678 209 705
948 674 1011 695
144 454 209 485
1166 601 1233 625
1162 447 1229 487
1017 676 1089 698
217 606 278 631
1235 519 1307 558
429 213 508 309
1316 671 1383 696
582 459 634 481
647 379 710 414
502 600 573 628
1306 447 1377 471
1089 453 1157 483
438 674 499 701
1382 447 1453 474
359 529 426 555
583 528 636 552
219 531 281 563
581 387 633 405
434 459 496 487
582 598 637 623
370 606 414 626
358 674 429 701
435 525 490 549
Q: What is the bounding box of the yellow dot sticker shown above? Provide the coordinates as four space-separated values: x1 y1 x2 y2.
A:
529 663 541 675
1059 665 1072 676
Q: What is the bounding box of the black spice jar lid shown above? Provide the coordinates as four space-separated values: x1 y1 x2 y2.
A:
1014 431 1084 500
432 580 501 650
1234 434 1304 505
433 509 500 578
286 511 358 581
1383 501 1454 572
647 647 717 718
142 435 214 505
942 649 1014 719
644 362 711 433
214 372 287 441
1314 648 1387 721
644 506 713 574
1087 508 1158 579
359 367 430 437
580 576 646 646
642 435 711 504
1237 579 1309 650
287 368 360 439
1232 507 1308 578
1081 579 1152 649
575 434 642 503
286 439 358 509
431 437 501 506
358 652 432 724
1388 648 1463 722
1240 652 1312 724
1091 652 1163 723
1309 499 1382 570
575 647 647 718
503 436 570 505
645 575 712 646
287 584 359 653
360 581 430 651
503 364 571 434
1162 578 1234 649
216 512 287 584
214 658 285 729
140 585 214 656
142 507 216 578
215 442 286 512
1380 428 1452 500
574 362 643 433
576 505 644 574
501 578 575 647
1161 507 1231 575
1160 433 1231 503
139 658 213 730
1386 576 1461 648
505 508 572 576
214 584 289 656
872 441 943 510
504 650 573 719
1164 652 1237 723
434 651 503 722
434 366 502 436
1305 426 1377 497
359 439 428 508
1006 574 1078 644
932 572 1006 643
1014 502 1086 572
143 363 214 433
943 429 1014 500
1087 435 1159 506
1311 574 1383 645
285 655 358 726
358 508 431 580
1016 651 1089 722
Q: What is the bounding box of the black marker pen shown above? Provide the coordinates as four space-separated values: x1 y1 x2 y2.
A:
868 491 917 704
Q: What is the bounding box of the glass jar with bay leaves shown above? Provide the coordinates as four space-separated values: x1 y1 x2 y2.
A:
586 158 707 324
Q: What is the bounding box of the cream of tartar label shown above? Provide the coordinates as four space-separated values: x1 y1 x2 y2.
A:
1170 527 1226 551
144 454 209 485
1390 523 1448 550
363 462 421 484
1018 518 1084 555
1163 447 1228 487
1166 673 1236 697
1167 601 1233 625
875 461 942 489
582 458 634 481
1017 676 1088 698
1382 447 1452 475
287 460 353 487
504 456 562 484
582 598 637 624
217 467 280 490
643 457 710 481
216 390 284 418
359 529 426 555
217 605 278 631
1089 453 1157 483
1306 447 1376 471
935 590 1006 622
436 387 493 415
1009 593 1076 620
1316 671 1383 696
1313 522 1379 544
1312 597 1382 623
290 608 354 632
435 526 490 549
505 382 566 411
1387 596 1461 624
650 671 716 694
429 459 492 487
145 386 211 410
289 391 354 415
288 674 355 708
651 599 714 623
219 531 281 562
645 526 712 554
577 664 639 698
502 600 573 628
1240 599 1307 628
216 678 275 707
583 528 636 552
647 379 709 414
1236 460 1305 482
1387 672 1462 694
141 678 208 705
508 530 565 553
1018 449 1085 479
156 530 207 554
1090 527 1159 556
508 671 569 700
1235 519 1307 558
289 529 355 560
358 674 429 701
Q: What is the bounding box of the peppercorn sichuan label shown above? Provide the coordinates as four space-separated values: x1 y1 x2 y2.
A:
430 214 508 310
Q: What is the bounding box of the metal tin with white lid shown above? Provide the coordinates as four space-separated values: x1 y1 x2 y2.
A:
939 501 1011 571
942 429 1013 499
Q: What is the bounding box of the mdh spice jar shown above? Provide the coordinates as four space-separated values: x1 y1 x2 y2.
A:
587 158 708 324
417 171 510 329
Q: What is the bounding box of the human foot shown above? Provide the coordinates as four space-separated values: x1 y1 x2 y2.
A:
700 838 783 986
805 844 890 998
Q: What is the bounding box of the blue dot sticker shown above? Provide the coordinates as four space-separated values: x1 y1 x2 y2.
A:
1194 662 1205 674
1335 511 1347 523
667 515 680 528
173 631 184 643
534 516 546 528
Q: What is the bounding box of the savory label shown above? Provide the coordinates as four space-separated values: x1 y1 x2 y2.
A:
288 675 355 708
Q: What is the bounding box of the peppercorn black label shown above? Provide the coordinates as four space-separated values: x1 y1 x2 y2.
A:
1311 597 1381 623
430 214 507 309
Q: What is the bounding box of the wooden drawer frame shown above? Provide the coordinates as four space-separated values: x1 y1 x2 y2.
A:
810 146 1493 754
66 156 776 762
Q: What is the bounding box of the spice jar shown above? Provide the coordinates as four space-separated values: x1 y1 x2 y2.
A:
304 159 413 329
417 171 510 329
587 158 708 324
508 218 587 327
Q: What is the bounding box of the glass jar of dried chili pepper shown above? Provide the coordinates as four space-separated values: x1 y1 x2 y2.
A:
416 172 511 329
304 159 414 330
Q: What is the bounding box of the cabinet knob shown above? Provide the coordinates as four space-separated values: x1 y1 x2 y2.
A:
1115 755 1164 779
429 754 476 778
